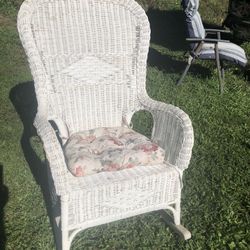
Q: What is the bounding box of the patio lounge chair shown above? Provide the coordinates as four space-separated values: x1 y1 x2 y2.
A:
17 0 194 249
177 0 248 92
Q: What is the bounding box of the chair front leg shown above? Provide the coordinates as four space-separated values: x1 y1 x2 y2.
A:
177 54 194 85
58 195 71 250
159 179 191 240
159 197 191 240
216 31 221 40
177 41 204 86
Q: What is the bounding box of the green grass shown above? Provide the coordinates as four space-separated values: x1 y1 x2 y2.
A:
0 1 250 249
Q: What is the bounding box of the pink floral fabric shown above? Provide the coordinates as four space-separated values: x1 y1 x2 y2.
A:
64 127 165 177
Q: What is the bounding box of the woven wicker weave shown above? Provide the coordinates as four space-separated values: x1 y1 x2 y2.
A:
17 0 194 249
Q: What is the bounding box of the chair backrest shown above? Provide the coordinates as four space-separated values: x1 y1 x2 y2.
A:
181 0 205 39
18 0 150 133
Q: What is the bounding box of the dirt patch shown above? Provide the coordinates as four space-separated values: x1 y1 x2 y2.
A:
0 14 15 27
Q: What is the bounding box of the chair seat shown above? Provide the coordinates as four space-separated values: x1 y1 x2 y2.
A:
199 42 247 67
64 127 165 177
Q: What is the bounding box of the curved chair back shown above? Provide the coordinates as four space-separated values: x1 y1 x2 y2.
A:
18 0 150 133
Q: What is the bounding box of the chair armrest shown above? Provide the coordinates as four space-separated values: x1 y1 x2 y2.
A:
205 28 231 34
34 115 69 196
140 97 194 171
241 20 250 25
205 28 231 40
186 38 230 43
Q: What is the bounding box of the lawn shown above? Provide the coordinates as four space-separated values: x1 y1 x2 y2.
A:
0 0 249 249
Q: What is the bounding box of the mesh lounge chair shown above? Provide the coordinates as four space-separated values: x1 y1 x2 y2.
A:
177 0 248 92
17 0 194 249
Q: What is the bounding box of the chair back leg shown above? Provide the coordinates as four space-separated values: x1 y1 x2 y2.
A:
215 44 225 93
220 60 225 83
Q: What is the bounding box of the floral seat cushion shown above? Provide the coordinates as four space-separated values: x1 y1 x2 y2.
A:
64 127 165 177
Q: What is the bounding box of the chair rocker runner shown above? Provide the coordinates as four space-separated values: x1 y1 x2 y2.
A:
177 0 248 93
17 0 194 249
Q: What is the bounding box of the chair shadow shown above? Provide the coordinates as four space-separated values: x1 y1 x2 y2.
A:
9 82 43 183
148 47 211 78
147 9 188 51
0 164 9 250
146 9 212 78
9 82 54 231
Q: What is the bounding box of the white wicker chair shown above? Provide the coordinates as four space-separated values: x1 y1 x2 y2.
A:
17 0 194 249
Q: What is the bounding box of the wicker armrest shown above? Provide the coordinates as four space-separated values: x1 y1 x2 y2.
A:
140 97 194 171
34 115 69 196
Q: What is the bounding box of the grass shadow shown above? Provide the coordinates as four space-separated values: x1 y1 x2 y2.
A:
9 82 44 184
9 82 55 235
147 9 188 51
148 47 211 78
0 164 9 250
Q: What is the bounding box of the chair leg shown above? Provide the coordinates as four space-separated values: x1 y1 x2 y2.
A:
161 211 191 240
61 229 70 250
160 199 191 240
177 55 194 85
220 60 225 83
59 196 71 250
215 44 224 94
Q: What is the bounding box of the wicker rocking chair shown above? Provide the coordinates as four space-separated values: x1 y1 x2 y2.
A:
17 0 194 249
